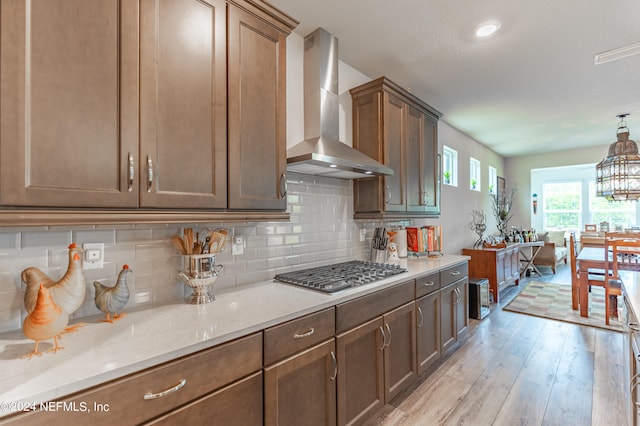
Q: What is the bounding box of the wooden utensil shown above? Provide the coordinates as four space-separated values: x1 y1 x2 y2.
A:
171 235 187 255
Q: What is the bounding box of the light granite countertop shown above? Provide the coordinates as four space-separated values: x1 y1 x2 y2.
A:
620 270 640 322
0 254 469 418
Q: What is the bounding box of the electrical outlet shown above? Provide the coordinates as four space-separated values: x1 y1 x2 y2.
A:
82 243 104 269
232 236 244 255
135 290 151 304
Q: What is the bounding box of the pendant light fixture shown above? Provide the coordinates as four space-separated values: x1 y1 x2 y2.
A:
596 114 640 201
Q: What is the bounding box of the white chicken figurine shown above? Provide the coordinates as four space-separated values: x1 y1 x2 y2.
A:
94 264 132 323
22 283 69 359
22 243 86 316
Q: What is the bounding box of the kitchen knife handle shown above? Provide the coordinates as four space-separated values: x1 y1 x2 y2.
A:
329 351 338 381
143 379 186 400
147 156 154 192
127 153 134 192
417 307 424 328
279 173 287 198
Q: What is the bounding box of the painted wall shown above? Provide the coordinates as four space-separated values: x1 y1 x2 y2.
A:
505 145 609 230
0 32 509 334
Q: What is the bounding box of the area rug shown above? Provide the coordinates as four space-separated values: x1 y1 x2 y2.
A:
503 281 625 332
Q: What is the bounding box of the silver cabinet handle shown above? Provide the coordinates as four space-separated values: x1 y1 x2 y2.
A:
417 307 424 328
629 322 640 331
631 373 640 409
421 190 427 206
293 328 315 339
385 323 391 348
423 281 435 287
279 173 287 198
456 288 462 304
451 271 461 276
143 379 186 400
330 351 338 381
147 156 154 192
127 153 134 192
385 185 392 204
378 326 386 351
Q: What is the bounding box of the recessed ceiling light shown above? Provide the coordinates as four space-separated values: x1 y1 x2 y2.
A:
475 21 501 38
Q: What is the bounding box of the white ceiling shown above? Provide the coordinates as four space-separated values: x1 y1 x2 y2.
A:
269 0 640 158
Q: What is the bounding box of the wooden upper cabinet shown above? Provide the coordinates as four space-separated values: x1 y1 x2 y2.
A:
139 0 227 209
227 2 288 210
0 0 296 222
381 93 406 212
350 77 442 219
0 0 139 208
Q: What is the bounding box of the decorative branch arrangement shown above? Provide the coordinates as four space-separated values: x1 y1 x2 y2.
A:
468 210 487 248
491 187 517 240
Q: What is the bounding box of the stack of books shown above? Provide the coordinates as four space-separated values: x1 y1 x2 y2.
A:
406 226 442 253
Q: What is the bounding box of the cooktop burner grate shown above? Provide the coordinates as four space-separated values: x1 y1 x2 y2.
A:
274 260 407 293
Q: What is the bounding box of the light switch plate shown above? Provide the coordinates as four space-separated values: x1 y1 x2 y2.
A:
83 243 104 269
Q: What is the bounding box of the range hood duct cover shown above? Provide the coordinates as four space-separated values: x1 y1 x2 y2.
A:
286 28 393 179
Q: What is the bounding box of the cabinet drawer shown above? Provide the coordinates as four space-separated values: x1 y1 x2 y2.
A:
264 307 335 365
7 333 263 426
441 263 468 287
336 280 414 334
415 272 440 298
148 371 263 426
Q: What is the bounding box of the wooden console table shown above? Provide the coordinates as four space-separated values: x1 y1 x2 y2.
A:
462 244 520 303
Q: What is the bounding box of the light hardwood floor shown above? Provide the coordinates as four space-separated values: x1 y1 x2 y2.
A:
367 263 628 426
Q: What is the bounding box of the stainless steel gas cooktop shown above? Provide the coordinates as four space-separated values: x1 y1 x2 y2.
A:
274 260 407 293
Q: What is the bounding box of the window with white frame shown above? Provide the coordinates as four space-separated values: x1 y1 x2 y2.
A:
470 157 481 191
488 166 497 195
542 181 582 231
442 146 458 187
588 181 635 228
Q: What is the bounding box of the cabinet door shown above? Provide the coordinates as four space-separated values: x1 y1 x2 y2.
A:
139 0 227 209
496 251 506 289
381 92 406 212
405 105 424 212
416 292 441 375
352 92 383 213
421 116 439 215
440 283 457 355
455 280 469 340
265 339 337 426
0 0 138 208
227 4 287 210
149 372 262 426
336 317 385 426
383 302 417 401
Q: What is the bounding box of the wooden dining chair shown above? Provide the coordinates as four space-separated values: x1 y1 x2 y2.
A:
569 233 605 310
603 238 640 324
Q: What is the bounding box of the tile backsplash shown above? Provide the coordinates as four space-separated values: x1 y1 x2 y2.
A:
0 173 392 333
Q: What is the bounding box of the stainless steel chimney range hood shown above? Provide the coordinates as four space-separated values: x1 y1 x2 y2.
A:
286 28 393 179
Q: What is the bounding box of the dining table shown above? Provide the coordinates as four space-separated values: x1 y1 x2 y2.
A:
575 246 607 317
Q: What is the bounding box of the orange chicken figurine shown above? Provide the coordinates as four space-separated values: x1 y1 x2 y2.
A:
94 265 132 323
22 284 69 359
22 243 86 316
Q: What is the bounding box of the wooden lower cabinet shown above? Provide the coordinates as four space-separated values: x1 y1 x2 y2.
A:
416 291 441 375
440 279 469 355
462 245 519 303
0 333 263 426
336 301 416 426
264 339 337 426
148 371 263 425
